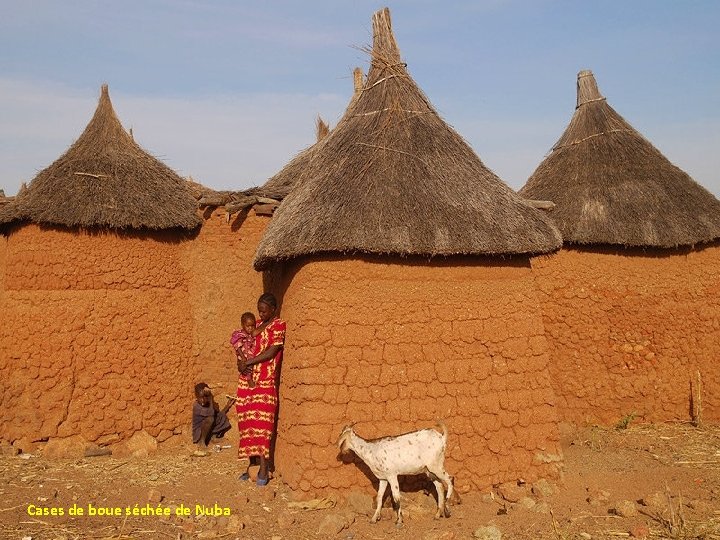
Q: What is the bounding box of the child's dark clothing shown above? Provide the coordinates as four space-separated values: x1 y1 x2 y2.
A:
192 401 231 444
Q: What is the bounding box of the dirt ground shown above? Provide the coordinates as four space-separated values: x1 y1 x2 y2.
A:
1 422 719 540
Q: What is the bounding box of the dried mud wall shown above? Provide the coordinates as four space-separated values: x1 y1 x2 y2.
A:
0 234 6 373
180 210 269 399
0 233 6 303
532 246 720 425
274 255 563 495
0 213 271 447
0 224 196 444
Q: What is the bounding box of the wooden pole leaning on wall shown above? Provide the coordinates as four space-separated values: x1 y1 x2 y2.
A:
691 370 703 428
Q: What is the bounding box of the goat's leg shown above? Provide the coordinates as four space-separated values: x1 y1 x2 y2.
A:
387 476 403 526
371 479 387 523
431 479 447 519
429 466 454 518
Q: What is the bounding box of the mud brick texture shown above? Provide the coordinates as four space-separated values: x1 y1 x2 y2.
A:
273 255 563 495
532 246 720 425
0 212 268 444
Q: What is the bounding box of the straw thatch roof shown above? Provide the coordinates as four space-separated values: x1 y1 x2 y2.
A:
260 68 364 202
12 85 201 230
0 189 17 227
520 70 720 248
260 116 333 201
316 116 330 142
185 177 221 202
254 8 561 270
240 89 328 207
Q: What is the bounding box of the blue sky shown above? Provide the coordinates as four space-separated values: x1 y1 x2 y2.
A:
1 0 718 197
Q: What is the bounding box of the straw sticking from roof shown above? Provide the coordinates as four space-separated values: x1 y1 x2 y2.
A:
0 189 17 227
353 67 365 96
520 70 720 248
315 116 329 142
254 7 561 270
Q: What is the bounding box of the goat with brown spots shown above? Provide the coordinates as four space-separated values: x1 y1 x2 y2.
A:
337 422 454 526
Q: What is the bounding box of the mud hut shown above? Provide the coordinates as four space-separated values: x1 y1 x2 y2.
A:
0 85 208 449
182 179 274 392
520 70 720 424
255 8 564 494
0 189 16 230
0 189 13 315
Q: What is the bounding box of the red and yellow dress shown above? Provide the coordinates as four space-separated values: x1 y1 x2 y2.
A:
235 317 285 459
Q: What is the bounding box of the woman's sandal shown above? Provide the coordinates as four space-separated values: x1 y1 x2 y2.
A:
238 472 250 481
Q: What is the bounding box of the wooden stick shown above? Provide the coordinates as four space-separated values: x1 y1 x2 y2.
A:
695 370 703 427
256 196 281 205
253 203 278 216
571 513 622 521
225 197 257 215
525 199 556 210
198 195 230 207
691 370 703 427
353 67 364 95
353 142 428 166
107 460 129 471
73 172 109 179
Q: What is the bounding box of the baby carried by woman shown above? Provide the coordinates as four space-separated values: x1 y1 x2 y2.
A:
230 311 271 387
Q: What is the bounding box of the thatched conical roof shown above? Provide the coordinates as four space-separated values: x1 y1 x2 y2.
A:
185 177 220 202
520 70 720 248
14 85 200 230
254 8 561 269
260 115 334 201
259 68 365 201
0 189 17 227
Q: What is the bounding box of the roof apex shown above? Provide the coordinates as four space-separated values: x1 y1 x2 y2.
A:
576 69 605 108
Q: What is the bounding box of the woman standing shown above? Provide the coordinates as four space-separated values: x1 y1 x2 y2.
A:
235 292 285 485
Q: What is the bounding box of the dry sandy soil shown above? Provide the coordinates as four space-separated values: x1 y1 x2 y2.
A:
1 422 719 540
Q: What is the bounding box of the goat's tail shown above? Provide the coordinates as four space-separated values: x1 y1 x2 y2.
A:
435 420 448 442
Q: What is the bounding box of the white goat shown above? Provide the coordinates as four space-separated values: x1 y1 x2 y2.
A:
337 422 454 525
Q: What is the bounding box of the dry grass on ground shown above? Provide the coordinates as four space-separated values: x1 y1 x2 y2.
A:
1 422 718 540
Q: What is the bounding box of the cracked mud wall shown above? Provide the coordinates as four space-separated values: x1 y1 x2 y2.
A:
0 224 196 444
531 245 720 425
0 212 271 447
180 210 270 401
0 232 5 301
272 255 563 495
0 232 7 412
